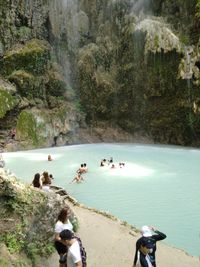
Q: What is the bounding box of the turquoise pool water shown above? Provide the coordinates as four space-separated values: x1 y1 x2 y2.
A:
3 143 200 256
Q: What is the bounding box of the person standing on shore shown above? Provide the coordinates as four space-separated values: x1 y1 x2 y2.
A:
133 226 167 267
59 229 83 267
54 208 74 267
133 238 154 267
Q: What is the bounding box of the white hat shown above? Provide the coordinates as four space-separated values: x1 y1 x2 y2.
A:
141 225 152 237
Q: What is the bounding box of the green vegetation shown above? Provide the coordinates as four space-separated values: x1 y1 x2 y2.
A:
2 39 50 75
0 0 199 149
46 70 67 97
16 111 38 145
14 258 31 267
71 217 79 232
0 88 17 118
8 70 44 99
179 33 190 45
196 0 200 18
0 177 55 264
24 241 55 263
0 256 9 267
3 231 24 253
16 26 32 43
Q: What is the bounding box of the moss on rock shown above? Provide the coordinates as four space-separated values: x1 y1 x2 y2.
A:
8 70 45 99
0 88 17 118
2 39 50 75
16 110 38 146
16 26 32 43
46 70 67 97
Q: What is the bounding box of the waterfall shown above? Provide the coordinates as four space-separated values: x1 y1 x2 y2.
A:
48 0 89 50
47 0 89 85
48 0 79 44
131 0 151 14
185 46 193 82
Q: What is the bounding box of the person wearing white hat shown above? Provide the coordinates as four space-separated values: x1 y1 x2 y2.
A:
141 226 153 237
133 226 166 267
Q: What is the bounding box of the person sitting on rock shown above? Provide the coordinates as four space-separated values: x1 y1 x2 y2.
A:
32 173 42 188
40 171 51 191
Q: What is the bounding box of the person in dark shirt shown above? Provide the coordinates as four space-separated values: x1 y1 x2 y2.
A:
133 226 167 267
134 238 154 267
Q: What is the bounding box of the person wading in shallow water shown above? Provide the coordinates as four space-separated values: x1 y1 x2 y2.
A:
133 226 167 267
70 172 84 183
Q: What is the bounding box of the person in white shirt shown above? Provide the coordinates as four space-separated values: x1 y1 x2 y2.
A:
59 229 82 267
54 208 74 267
40 171 51 192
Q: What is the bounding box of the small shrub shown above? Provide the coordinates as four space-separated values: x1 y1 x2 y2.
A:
4 233 22 253
0 257 9 267
72 217 79 232
25 243 39 263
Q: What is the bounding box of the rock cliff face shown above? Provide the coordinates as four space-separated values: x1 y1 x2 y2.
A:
0 0 86 151
0 0 200 150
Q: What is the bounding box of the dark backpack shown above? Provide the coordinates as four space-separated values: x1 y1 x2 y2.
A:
75 236 87 267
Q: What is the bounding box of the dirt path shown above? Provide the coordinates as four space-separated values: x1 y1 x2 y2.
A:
48 200 200 267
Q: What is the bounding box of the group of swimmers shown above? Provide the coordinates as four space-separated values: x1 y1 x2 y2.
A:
100 157 125 169
100 157 113 166
33 154 126 186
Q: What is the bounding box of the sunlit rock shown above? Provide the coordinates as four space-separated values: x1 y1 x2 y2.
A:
135 17 182 54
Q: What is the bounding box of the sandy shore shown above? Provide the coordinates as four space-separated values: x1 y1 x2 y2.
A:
48 199 200 267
